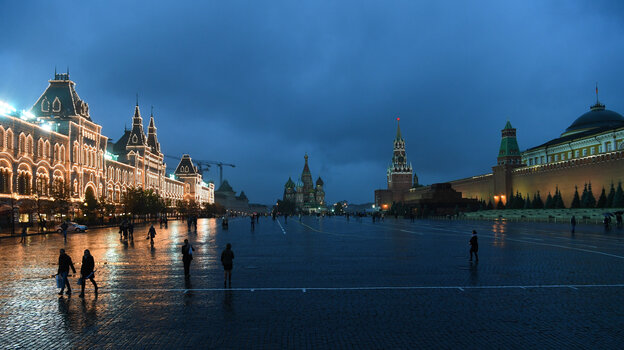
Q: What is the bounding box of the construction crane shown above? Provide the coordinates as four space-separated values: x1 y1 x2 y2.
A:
164 155 235 187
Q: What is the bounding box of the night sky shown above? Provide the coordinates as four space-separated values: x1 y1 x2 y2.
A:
2 1 624 205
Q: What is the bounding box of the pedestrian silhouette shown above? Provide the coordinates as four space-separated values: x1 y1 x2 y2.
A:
79 249 98 298
57 249 76 297
571 215 576 233
148 225 156 247
469 230 479 262
19 223 27 243
182 239 193 278
221 243 234 288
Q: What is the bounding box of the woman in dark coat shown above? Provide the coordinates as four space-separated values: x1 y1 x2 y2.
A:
80 249 98 297
469 230 479 262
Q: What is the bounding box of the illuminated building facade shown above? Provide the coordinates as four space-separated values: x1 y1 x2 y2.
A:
0 72 214 219
283 154 325 213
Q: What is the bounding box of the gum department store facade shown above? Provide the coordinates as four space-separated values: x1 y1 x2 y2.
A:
0 72 214 222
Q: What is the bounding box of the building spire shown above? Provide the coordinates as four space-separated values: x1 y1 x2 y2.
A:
396 117 402 140
136 93 139 106
596 82 599 104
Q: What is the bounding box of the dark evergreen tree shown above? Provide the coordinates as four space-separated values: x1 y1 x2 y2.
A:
486 200 493 210
596 187 608 208
554 187 565 208
532 192 544 209
607 183 616 208
586 183 596 208
496 199 505 210
544 192 553 209
613 182 624 208
571 186 581 208
581 184 589 208
514 191 524 209
524 194 532 209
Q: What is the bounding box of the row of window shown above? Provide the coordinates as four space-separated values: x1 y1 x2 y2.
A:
526 141 624 166
0 170 65 196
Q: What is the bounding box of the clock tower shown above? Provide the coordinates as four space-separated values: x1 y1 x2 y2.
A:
387 118 413 192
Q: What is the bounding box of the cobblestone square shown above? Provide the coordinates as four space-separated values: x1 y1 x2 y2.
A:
1 217 624 349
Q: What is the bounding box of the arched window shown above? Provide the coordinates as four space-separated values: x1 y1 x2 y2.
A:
26 135 33 155
0 127 4 149
17 171 31 195
0 162 11 193
54 144 59 162
41 97 50 112
45 140 51 158
18 133 25 154
36 168 49 196
59 145 65 162
5 129 13 150
52 172 65 196
38 139 44 158
52 97 61 112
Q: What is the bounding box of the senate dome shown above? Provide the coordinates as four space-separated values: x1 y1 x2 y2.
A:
562 101 624 136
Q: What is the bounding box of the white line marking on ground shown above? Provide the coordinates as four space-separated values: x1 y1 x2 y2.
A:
399 229 424 236
276 220 286 235
106 283 624 293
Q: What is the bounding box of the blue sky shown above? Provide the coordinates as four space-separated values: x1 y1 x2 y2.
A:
1 1 624 204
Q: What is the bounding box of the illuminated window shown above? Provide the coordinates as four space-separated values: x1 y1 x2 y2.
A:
52 97 61 112
5 129 12 150
37 139 44 158
590 147 595 155
582 149 587 157
574 150 579 158
554 154 559 161
18 134 25 154
41 97 50 112
606 142 612 152
599 145 603 153
568 151 572 159
561 153 565 161
540 156 544 164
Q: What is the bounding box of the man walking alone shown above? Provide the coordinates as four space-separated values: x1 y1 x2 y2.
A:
469 230 479 262
221 243 234 288
182 239 193 278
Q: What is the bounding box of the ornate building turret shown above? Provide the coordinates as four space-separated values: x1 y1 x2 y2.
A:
126 103 148 152
492 120 524 206
497 121 521 165
146 109 161 154
387 118 413 192
315 177 325 205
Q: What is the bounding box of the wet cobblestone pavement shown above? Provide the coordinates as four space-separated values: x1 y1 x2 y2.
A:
1 217 624 349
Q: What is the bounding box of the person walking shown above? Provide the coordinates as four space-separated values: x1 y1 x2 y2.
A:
469 230 479 262
128 222 134 241
571 215 577 233
148 225 156 247
19 223 27 243
251 216 255 230
164 216 168 229
79 249 98 298
182 239 193 278
57 249 76 296
221 243 234 288
61 221 68 242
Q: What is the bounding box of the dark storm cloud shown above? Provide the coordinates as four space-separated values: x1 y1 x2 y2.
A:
2 1 624 204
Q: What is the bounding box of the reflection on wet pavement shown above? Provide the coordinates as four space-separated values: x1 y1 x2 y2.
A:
1 217 624 348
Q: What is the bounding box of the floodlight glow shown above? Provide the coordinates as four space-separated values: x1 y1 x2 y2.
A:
41 123 52 132
20 110 35 120
0 101 17 115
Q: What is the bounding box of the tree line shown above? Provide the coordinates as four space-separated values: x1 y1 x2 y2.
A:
479 182 624 210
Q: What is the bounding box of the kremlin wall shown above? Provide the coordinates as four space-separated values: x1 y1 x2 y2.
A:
376 92 624 212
